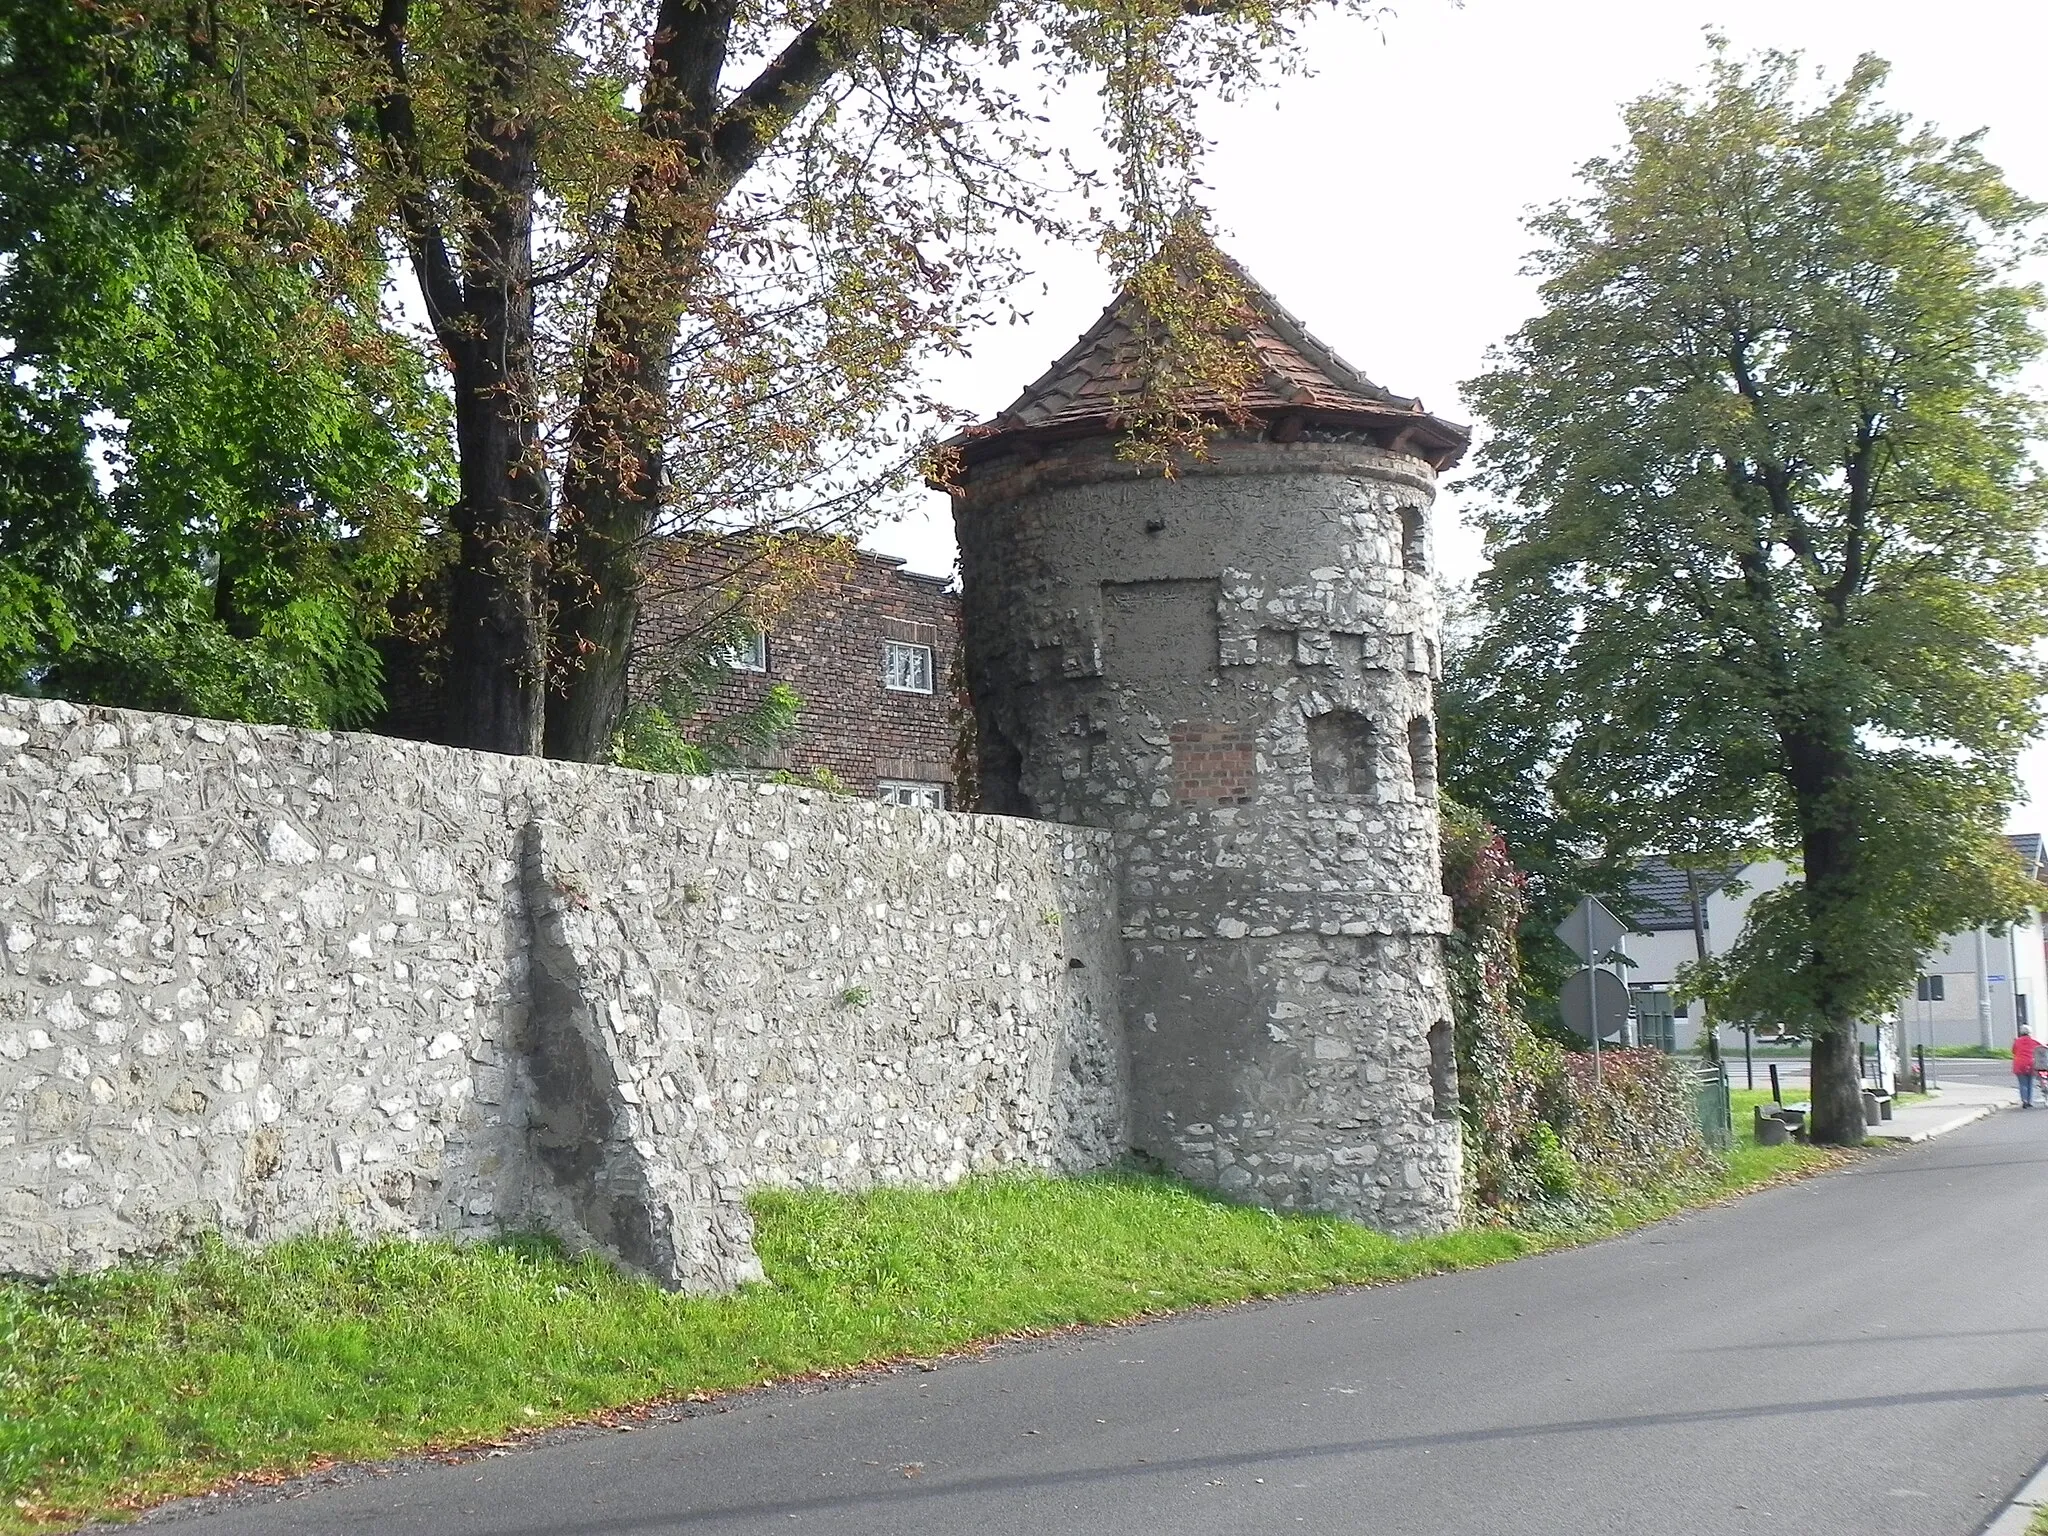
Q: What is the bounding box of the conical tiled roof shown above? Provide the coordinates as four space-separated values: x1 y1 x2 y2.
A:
957 251 1469 470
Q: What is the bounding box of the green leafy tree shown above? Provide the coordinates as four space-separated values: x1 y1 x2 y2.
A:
1437 590 1629 1029
8 0 1359 759
1460 44 2048 1144
612 681 805 776
611 607 803 776
0 0 448 726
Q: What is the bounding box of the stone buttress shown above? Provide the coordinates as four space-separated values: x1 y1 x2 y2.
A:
949 254 1472 1232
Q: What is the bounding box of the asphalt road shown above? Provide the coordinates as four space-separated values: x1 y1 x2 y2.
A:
142 1111 2048 1536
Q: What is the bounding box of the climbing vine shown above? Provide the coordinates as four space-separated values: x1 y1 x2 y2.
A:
1442 797 1706 1218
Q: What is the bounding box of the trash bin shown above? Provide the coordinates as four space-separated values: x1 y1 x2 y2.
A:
1862 1091 1881 1127
1694 1062 1733 1150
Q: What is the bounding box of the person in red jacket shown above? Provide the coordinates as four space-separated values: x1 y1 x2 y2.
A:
2016 1025 2040 1108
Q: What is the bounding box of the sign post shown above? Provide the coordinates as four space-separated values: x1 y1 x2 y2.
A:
1588 899 1600 1079
1558 895 1631 1082
1559 969 1634 1075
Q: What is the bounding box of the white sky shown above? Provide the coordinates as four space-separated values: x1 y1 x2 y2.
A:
860 0 2048 831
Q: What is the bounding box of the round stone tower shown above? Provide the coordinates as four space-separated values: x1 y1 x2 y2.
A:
949 256 1471 1233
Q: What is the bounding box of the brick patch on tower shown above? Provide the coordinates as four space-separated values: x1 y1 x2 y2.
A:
1169 722 1254 806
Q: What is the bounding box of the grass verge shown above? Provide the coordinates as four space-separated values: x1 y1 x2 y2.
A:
1728 1087 1931 1129
2 1137 1842 1533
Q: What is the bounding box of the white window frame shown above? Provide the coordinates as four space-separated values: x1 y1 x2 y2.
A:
878 780 946 810
882 639 934 695
721 630 767 673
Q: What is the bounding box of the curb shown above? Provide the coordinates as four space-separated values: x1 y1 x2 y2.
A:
1980 1451 2048 1534
1870 1104 1996 1144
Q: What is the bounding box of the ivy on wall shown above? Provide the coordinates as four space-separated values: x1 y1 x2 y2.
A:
1442 797 1706 1218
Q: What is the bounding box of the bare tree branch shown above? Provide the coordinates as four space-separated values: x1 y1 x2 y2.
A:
365 0 463 340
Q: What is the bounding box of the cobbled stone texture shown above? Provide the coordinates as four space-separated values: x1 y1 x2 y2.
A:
0 696 1123 1287
954 439 1464 1234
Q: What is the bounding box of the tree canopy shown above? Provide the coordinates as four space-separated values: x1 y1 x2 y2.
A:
2 0 1350 753
1458 43 2048 1142
0 0 448 726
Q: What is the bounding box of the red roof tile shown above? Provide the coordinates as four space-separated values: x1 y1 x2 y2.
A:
959 249 1469 467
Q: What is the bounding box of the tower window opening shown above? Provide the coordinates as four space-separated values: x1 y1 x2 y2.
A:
1427 1020 1457 1120
1407 715 1436 796
1307 711 1376 797
1399 507 1427 575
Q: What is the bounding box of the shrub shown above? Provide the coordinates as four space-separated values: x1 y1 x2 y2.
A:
1550 1047 1707 1203
1443 798 1709 1218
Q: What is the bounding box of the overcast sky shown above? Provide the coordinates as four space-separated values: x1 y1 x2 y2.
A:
861 0 2048 831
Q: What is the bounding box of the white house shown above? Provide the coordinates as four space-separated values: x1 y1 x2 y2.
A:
1611 837 2045 1057
1895 834 2047 1054
1612 858 1788 1052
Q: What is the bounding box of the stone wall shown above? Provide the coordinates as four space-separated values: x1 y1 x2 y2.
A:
955 439 1463 1234
0 695 1123 1286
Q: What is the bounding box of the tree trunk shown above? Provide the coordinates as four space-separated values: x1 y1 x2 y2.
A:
544 201 710 761
543 95 716 761
543 355 663 762
437 24 548 756
445 366 547 755
1808 1027 1864 1145
545 0 845 761
1784 717 1867 1145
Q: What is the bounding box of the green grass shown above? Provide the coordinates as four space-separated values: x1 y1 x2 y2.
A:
0 1149 1846 1534
1728 1086 1931 1127
1929 1044 2008 1058
1732 1085 1802 1118
1721 1088 1843 1182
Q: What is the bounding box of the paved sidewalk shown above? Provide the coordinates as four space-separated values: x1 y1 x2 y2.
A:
1872 1081 2007 1143
1738 1066 2010 1144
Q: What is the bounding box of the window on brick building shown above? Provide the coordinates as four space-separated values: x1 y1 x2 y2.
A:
720 630 768 672
879 780 946 810
882 640 935 694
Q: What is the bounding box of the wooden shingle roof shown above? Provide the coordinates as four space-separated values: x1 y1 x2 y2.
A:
956 250 1470 469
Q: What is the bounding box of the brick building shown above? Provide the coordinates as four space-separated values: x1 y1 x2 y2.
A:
633 537 962 804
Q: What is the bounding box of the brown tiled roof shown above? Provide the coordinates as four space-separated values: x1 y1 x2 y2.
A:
958 249 1470 468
